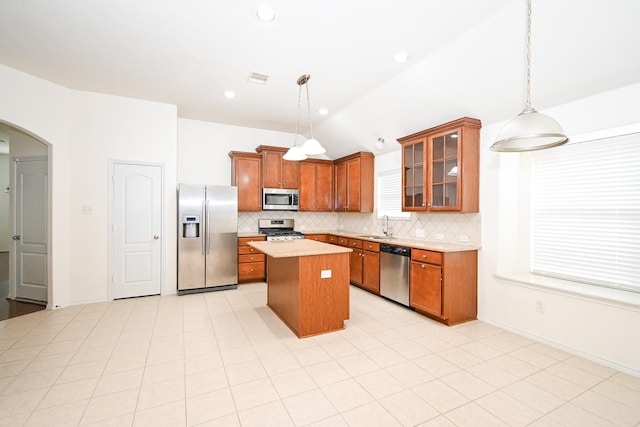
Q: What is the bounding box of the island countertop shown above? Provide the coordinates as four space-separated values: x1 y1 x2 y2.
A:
248 239 352 258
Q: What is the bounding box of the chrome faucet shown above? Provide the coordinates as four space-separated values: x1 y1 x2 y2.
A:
382 215 393 237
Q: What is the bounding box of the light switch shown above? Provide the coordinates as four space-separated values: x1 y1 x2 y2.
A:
81 205 94 215
321 270 332 279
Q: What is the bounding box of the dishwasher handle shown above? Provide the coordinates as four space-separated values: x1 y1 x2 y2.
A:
379 244 411 257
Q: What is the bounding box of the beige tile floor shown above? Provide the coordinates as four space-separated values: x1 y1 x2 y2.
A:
1 283 639 426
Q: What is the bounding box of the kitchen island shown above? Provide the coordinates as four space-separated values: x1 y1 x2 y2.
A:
248 239 352 338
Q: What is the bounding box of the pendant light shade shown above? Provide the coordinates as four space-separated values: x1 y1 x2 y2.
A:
283 145 307 161
492 107 568 152
300 138 325 155
491 0 568 152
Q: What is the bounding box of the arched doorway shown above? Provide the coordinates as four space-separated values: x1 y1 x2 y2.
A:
0 121 50 320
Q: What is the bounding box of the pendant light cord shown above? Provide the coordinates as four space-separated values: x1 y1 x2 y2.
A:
305 81 314 139
293 84 302 147
525 0 532 110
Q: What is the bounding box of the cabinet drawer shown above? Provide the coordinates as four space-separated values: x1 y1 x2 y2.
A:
238 246 263 255
238 254 265 263
327 235 338 244
348 239 362 249
305 234 327 242
238 236 266 246
337 237 349 247
363 241 380 252
238 262 265 279
412 249 442 265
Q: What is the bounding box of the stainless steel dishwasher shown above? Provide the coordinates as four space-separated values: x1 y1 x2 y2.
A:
379 244 411 306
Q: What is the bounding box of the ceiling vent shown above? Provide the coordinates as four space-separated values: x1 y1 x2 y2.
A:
247 72 270 85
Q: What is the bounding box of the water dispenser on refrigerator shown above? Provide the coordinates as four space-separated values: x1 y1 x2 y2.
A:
182 215 200 238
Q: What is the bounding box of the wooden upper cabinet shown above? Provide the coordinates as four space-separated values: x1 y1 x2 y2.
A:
299 159 333 211
255 145 298 189
229 151 262 211
334 152 374 212
398 117 480 212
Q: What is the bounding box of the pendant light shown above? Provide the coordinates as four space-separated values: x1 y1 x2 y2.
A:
298 74 326 156
491 0 568 152
283 75 308 161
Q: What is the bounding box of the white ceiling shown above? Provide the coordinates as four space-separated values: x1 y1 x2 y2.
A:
1 0 640 158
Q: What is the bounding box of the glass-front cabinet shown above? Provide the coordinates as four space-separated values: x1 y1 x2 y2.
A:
399 117 481 213
403 137 425 210
430 129 460 210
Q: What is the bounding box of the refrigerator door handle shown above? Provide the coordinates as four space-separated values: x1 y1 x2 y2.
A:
206 198 211 255
202 200 206 255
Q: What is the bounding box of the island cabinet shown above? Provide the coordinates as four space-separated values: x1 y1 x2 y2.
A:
410 248 477 325
299 159 333 211
334 152 374 212
238 236 266 283
398 117 481 212
256 145 298 189
248 239 352 338
229 152 262 211
348 239 380 294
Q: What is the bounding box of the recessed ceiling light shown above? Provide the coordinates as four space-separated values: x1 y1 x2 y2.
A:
223 90 236 99
318 108 329 115
256 6 276 22
394 52 409 64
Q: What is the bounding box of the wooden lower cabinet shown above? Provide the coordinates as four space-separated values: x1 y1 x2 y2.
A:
410 249 477 325
348 239 380 294
238 236 266 282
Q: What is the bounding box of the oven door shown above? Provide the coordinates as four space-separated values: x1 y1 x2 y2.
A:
262 188 299 211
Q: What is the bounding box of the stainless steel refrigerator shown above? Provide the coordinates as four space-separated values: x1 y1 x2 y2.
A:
178 184 238 294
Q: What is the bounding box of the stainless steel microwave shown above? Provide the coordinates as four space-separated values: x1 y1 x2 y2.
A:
262 188 299 211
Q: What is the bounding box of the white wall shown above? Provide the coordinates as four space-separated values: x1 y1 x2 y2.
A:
177 118 294 185
479 82 640 375
68 90 177 303
0 64 178 307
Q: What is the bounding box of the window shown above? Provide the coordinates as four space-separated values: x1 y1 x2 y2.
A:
530 132 640 293
377 170 410 219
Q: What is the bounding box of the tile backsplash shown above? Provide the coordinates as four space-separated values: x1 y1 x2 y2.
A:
238 211 481 246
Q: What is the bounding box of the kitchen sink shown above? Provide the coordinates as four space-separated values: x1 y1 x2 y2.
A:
358 235 393 240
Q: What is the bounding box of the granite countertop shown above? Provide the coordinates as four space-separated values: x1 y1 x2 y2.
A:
238 230 479 253
247 239 352 258
321 230 480 252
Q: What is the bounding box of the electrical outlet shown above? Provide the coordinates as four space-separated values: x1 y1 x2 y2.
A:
81 205 93 215
535 300 545 313
416 229 425 238
436 234 444 240
321 270 332 279
459 235 470 243
363 226 368 232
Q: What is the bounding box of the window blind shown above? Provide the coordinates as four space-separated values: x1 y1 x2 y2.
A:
377 170 410 219
531 132 640 293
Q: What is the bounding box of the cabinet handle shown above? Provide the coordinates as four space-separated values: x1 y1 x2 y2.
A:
421 264 426 268
250 268 254 272
422 254 426 259
250 248 254 252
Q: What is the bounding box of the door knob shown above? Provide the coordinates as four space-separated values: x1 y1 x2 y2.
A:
12 235 20 240
153 235 159 240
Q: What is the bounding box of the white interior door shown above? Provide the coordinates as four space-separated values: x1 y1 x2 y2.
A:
111 163 162 299
14 158 48 303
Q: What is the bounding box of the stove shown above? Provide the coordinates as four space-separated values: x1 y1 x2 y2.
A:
258 219 305 241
